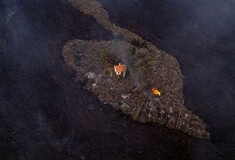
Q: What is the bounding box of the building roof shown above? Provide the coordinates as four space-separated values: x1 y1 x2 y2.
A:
114 64 127 73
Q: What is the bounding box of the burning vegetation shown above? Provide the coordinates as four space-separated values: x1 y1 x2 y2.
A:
151 87 161 96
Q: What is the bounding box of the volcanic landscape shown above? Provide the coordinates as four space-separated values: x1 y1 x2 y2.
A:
0 0 234 160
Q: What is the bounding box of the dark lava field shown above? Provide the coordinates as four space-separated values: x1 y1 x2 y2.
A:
100 0 235 158
0 0 234 159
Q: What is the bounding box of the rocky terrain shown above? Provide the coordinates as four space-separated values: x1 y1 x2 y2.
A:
63 39 210 139
65 0 210 139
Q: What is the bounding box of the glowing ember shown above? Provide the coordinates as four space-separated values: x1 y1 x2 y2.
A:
151 87 161 96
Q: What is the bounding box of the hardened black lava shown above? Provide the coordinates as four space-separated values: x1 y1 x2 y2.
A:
0 0 223 159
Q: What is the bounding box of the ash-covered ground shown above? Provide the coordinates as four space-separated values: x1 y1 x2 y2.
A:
0 0 233 159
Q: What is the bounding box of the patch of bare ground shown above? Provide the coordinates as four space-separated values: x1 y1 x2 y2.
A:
64 0 210 139
63 39 210 139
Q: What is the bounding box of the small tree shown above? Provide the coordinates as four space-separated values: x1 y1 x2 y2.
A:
131 38 147 48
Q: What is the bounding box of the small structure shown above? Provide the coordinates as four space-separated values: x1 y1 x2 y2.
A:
114 63 127 77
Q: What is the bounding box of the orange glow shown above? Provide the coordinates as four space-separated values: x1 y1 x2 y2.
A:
151 87 161 96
